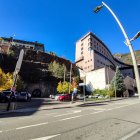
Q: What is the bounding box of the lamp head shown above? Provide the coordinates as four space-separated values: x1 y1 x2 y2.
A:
93 4 104 13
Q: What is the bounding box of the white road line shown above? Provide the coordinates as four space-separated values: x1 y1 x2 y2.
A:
54 112 74 117
46 113 58 115
59 115 82 121
16 122 48 130
94 108 106 111
90 111 104 114
54 110 81 117
119 127 140 140
30 134 60 140
18 116 32 120
0 131 2 133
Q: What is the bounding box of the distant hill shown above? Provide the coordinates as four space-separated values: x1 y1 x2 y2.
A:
114 50 140 65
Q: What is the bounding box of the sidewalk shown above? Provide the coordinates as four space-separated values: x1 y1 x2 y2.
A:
0 98 128 115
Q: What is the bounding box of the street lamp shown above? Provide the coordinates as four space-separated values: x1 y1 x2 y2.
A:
93 2 140 99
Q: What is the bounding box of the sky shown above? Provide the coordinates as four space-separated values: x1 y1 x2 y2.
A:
0 0 140 62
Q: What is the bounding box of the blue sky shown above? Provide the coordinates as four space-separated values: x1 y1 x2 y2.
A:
0 0 140 62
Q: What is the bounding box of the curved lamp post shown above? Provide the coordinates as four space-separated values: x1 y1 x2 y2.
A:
93 2 140 98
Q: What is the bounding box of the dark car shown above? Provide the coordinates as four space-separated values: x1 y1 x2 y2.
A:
16 91 31 102
0 90 16 103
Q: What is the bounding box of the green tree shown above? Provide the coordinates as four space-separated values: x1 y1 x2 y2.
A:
110 67 126 96
16 75 24 91
48 61 66 79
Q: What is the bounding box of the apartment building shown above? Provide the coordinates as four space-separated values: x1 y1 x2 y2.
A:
75 32 139 91
0 37 44 54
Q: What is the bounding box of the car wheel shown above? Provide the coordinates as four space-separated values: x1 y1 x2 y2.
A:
32 89 42 97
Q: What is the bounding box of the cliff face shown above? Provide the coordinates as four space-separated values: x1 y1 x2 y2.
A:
114 50 140 65
0 50 78 83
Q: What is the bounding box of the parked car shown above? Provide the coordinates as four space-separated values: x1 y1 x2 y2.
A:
55 94 62 101
76 94 84 100
16 91 31 102
98 95 104 99
0 90 16 103
133 93 139 97
49 94 56 99
58 94 72 101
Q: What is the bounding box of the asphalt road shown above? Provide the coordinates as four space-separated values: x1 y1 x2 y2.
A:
0 98 140 140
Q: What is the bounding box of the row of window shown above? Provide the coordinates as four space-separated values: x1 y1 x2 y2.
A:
85 59 92 63
81 43 110 59
84 65 93 69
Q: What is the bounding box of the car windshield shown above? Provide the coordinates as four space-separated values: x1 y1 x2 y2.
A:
2 91 11 95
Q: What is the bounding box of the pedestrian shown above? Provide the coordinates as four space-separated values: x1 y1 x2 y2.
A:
72 87 77 102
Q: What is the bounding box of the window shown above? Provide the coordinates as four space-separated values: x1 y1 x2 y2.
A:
91 59 92 61
81 51 83 55
81 47 83 50
81 43 83 46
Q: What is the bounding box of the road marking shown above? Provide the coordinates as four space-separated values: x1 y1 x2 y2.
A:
16 122 48 130
54 110 81 117
119 127 140 140
18 116 32 120
73 110 82 113
94 108 106 111
59 115 82 121
46 113 57 115
30 134 60 140
90 111 104 114
0 131 2 133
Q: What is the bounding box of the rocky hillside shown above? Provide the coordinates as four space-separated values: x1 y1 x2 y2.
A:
114 50 140 65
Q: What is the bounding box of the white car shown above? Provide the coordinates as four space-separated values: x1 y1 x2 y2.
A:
76 94 84 100
98 95 104 99
49 94 55 99
133 93 139 97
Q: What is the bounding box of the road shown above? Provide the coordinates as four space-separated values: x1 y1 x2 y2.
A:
0 98 140 140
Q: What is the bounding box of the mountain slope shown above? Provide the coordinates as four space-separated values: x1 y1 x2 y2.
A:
114 50 140 65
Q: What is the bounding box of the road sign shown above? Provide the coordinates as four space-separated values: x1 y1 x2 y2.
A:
14 49 24 73
79 83 86 86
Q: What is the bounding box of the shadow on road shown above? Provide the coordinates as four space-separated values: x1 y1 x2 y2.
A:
77 102 107 107
0 98 67 118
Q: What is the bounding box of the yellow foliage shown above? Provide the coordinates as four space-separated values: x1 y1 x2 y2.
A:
57 81 73 94
0 68 13 91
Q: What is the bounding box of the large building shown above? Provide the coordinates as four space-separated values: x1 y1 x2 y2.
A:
0 37 44 54
75 32 139 93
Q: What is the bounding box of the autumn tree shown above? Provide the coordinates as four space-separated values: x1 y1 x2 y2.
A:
57 81 73 94
0 68 13 91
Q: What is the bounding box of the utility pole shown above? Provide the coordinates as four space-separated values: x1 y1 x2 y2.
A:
69 63 72 94
63 66 66 83
114 66 118 99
